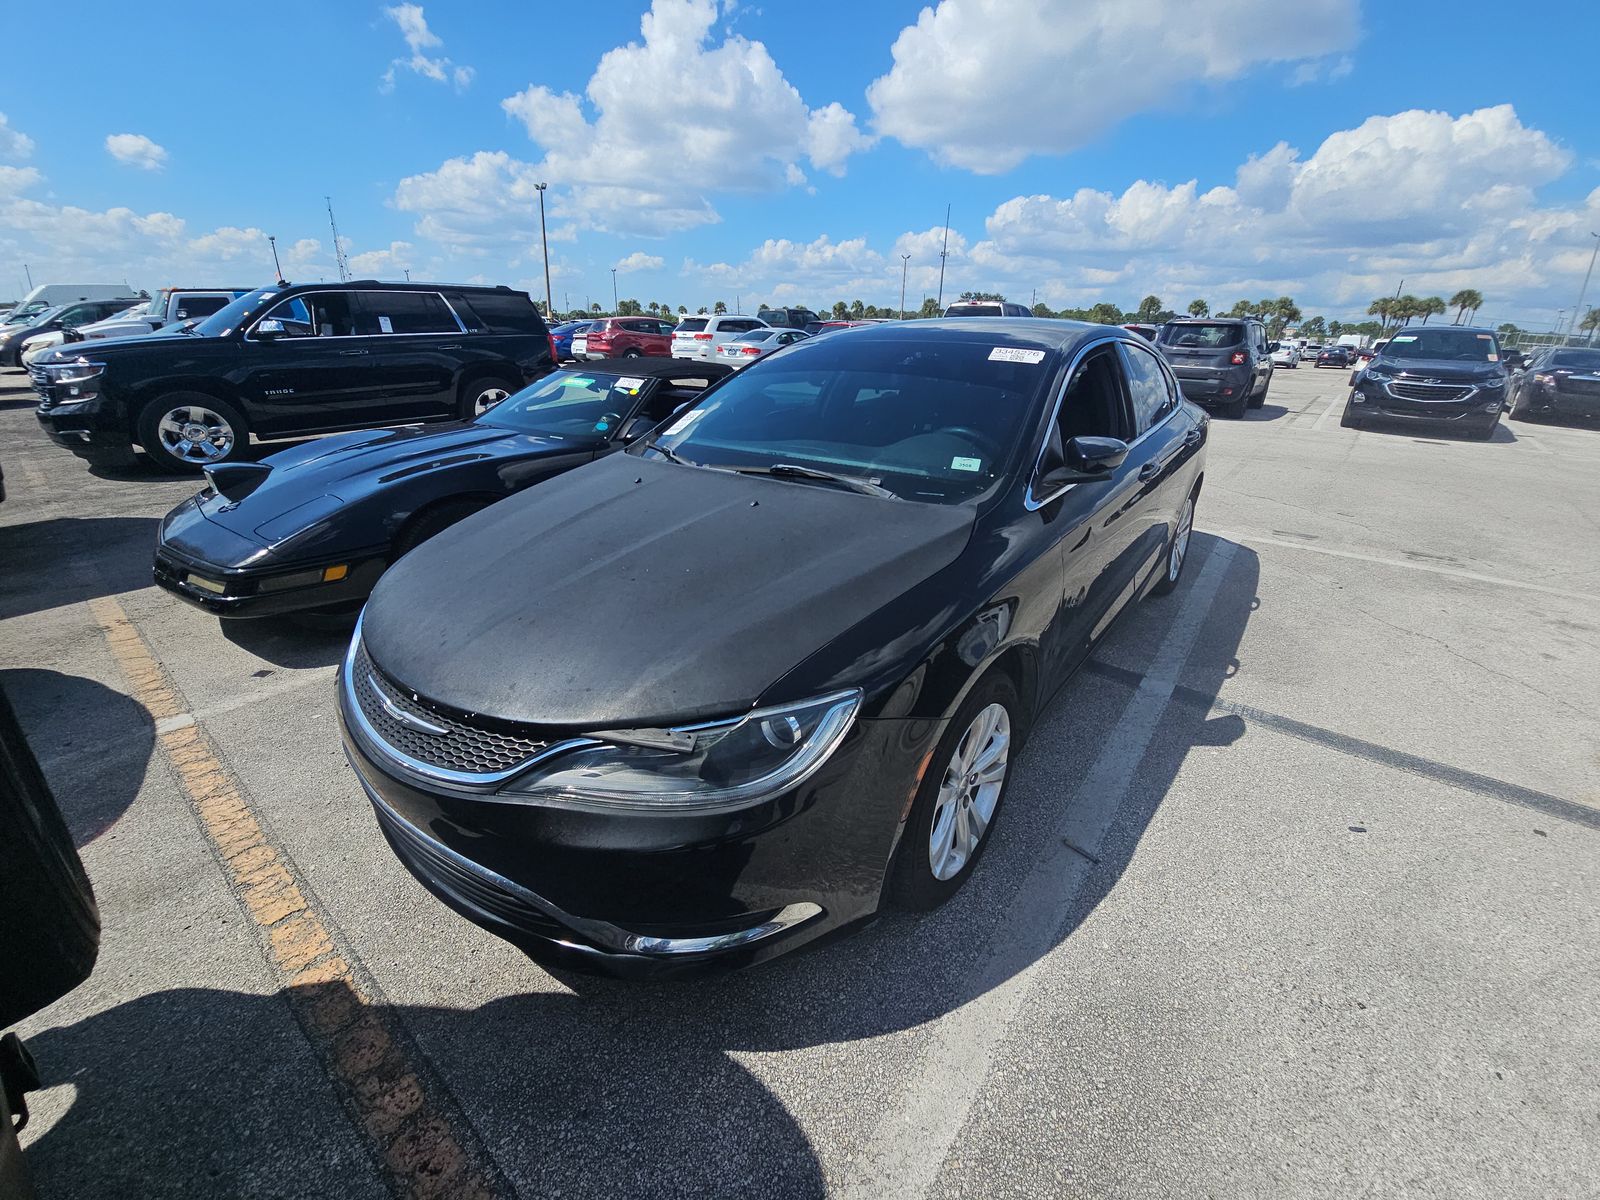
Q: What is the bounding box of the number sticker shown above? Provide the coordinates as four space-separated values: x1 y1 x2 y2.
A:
951 456 982 472
989 347 1046 364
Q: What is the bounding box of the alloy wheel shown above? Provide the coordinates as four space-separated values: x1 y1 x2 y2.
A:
473 386 510 415
928 702 1011 881
1169 496 1194 582
156 405 236 465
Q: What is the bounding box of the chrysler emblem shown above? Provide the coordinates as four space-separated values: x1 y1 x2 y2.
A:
370 676 448 736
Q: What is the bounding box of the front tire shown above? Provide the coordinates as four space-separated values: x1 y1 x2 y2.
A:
889 673 1021 911
138 393 250 473
1340 394 1363 429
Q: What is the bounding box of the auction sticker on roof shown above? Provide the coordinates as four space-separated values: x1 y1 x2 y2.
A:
989 347 1046 364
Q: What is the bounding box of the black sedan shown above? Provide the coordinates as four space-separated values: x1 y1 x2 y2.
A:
1507 347 1600 423
154 359 729 619
1315 345 1355 368
338 320 1208 975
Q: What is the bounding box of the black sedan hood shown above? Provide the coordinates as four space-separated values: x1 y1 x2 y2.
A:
361 452 976 727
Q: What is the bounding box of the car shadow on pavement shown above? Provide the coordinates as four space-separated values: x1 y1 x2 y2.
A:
0 516 159 622
220 616 355 669
1244 402 1290 422
19 537 1258 1199
1 669 154 849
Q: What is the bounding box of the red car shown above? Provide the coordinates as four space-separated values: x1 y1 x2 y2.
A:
581 317 675 360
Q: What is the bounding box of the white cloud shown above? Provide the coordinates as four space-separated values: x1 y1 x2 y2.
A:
615 251 665 273
0 113 33 161
867 0 1360 173
1290 54 1354 87
381 4 473 91
105 133 168 171
486 0 868 236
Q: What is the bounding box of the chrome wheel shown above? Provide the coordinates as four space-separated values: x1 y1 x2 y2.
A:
156 405 236 465
1169 496 1193 583
472 385 510 415
928 702 1011 881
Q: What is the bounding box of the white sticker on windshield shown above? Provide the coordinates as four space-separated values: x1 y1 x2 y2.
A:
989 347 1046 364
1392 335 1417 342
378 315 393 334
951 456 982 472
614 376 646 393
663 408 705 435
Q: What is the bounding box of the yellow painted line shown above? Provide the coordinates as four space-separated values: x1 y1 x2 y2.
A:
86 596 497 1199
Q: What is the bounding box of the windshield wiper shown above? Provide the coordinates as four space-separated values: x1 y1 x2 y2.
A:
645 442 696 467
724 462 898 500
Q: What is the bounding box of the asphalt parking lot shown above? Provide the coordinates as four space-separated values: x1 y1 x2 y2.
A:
4 362 1598 1199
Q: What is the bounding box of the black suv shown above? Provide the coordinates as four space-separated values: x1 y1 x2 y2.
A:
32 281 554 472
756 306 823 330
1155 318 1273 418
1342 327 1508 439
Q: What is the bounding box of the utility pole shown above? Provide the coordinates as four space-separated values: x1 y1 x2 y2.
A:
900 254 910 319
535 182 553 319
23 263 33 291
267 235 284 284
1565 232 1599 346
611 268 619 314
325 196 350 282
936 204 951 310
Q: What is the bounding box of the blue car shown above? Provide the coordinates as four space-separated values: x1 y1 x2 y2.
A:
550 320 593 362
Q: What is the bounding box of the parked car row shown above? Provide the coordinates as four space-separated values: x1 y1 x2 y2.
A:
1 297 144 366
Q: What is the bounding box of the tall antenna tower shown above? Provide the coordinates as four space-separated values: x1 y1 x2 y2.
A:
325 195 351 282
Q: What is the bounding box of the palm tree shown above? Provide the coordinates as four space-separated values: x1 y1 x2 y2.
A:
1449 288 1484 325
1394 295 1423 328
1187 299 1209 317
1581 307 1600 344
1417 296 1447 325
1368 297 1395 333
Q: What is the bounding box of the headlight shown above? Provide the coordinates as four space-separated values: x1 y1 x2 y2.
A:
1533 373 1556 386
45 360 106 385
1363 368 1391 382
503 689 862 811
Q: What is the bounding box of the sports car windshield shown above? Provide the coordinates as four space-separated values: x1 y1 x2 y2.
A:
1383 330 1500 362
479 370 649 437
646 336 1051 504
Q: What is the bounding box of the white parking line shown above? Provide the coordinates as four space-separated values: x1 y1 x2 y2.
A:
1203 527 1599 601
839 541 1238 1200
1311 389 1346 431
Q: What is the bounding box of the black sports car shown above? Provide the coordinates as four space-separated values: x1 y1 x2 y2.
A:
338 320 1208 975
154 359 729 619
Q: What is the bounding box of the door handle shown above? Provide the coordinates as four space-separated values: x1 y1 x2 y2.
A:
1137 461 1161 481
338 349 369 356
437 344 461 350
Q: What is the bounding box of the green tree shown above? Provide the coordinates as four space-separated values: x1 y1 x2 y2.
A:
1031 302 1053 318
1326 320 1344 337
1367 297 1396 332
713 300 727 315
1416 296 1447 325
849 299 866 319
959 290 1005 302
1449 288 1484 325
696 306 708 315
1187 299 1209 318
1580 308 1600 339
618 298 643 316
918 297 941 319
1224 299 1254 319
1300 315 1328 338
832 300 848 319
590 302 603 314
1136 295 1164 321
677 305 688 315
1087 302 1123 325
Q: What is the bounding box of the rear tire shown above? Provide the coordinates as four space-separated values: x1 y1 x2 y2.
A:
622 348 643 358
458 372 519 420
1150 491 1196 596
1222 393 1248 419
138 392 251 474
889 673 1021 911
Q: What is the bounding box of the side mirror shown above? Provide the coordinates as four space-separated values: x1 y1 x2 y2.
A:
175 310 187 320
1037 435 1129 491
619 415 656 442
254 318 284 339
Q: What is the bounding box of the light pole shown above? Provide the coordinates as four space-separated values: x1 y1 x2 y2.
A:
1566 232 1599 346
534 182 553 319
267 235 284 284
900 254 910 319
611 268 619 314
936 204 950 311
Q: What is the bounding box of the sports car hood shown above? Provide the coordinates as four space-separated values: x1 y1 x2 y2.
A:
361 452 976 727
185 423 575 553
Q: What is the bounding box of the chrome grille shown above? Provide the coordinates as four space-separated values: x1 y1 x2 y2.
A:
352 642 550 776
1387 381 1474 403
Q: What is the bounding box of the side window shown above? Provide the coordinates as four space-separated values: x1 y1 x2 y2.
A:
657 321 675 336
258 295 323 338
1046 347 1132 469
176 295 230 319
355 291 457 335
1119 342 1177 433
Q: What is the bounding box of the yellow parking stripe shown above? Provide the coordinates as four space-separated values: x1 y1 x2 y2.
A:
87 596 496 1199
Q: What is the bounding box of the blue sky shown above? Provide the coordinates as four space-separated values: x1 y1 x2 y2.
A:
3 0 1597 329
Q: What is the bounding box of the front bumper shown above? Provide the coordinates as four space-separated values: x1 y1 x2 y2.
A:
1352 378 1504 427
33 388 136 465
153 541 386 619
338 646 929 976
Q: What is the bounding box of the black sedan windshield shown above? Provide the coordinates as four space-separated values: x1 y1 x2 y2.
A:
479 370 646 437
1384 329 1500 362
648 336 1051 503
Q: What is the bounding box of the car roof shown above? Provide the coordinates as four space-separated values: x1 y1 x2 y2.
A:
811 316 1125 355
1166 316 1251 324
562 357 732 381
278 280 530 296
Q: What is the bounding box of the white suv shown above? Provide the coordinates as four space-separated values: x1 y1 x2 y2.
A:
671 314 769 361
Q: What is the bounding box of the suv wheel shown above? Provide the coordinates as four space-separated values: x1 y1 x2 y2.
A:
139 393 250 473
622 348 643 358
459 373 518 419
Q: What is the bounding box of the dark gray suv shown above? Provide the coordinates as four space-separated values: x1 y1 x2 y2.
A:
1156 318 1274 418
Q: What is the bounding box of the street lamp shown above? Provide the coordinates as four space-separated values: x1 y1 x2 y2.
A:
1566 231 1599 346
900 254 910 320
535 182 553 319
611 267 619 315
